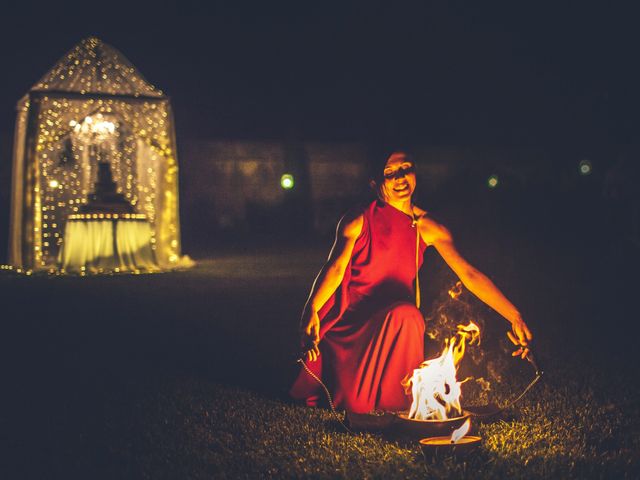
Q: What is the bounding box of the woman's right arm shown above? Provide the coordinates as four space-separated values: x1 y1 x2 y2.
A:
301 212 363 361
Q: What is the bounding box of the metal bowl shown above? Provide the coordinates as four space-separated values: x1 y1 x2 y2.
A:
392 411 471 437
419 435 482 458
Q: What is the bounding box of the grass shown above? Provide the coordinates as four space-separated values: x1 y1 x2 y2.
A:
1 239 639 479
61 363 635 479
27 364 634 479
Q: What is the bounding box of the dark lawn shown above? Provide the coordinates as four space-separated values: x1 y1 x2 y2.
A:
0 236 638 479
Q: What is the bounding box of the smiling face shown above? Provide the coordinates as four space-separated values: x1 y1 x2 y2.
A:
380 152 416 204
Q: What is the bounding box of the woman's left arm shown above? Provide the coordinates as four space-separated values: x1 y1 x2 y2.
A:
418 217 533 358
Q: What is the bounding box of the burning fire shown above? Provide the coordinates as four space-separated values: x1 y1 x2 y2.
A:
448 281 463 299
403 322 480 420
450 418 471 443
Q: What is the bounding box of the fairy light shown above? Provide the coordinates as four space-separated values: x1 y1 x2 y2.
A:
15 36 182 270
67 213 147 220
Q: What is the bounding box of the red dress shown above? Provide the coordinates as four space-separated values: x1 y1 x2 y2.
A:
291 200 426 413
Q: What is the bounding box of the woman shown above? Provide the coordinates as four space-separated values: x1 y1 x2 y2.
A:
290 151 533 413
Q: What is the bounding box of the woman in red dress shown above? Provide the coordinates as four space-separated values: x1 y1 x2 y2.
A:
290 152 533 413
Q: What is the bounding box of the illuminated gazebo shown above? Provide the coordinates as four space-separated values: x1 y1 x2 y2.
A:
8 37 191 273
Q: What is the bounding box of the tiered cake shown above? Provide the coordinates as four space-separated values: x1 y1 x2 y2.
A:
80 161 135 214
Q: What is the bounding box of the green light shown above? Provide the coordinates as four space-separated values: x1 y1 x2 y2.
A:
487 174 499 189
281 173 294 190
579 160 592 176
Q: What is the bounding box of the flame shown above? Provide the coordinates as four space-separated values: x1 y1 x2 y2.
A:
448 281 463 299
450 418 471 443
403 322 480 420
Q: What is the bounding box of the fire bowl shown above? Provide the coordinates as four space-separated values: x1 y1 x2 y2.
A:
393 411 471 438
346 411 396 431
419 435 482 458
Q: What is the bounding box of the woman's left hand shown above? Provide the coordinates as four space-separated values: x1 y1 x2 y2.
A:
507 317 533 359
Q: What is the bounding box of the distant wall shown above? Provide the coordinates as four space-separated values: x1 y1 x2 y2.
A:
179 140 370 237
177 139 564 242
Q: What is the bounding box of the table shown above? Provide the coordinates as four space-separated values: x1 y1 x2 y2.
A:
58 213 157 273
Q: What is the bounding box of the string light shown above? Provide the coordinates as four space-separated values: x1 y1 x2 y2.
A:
67 213 147 220
15 37 182 269
0 262 159 276
487 174 499 189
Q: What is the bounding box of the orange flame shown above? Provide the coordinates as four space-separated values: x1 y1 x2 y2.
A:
403 322 480 420
448 281 463 299
450 418 471 443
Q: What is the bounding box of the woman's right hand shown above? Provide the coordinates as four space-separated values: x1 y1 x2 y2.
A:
300 309 321 362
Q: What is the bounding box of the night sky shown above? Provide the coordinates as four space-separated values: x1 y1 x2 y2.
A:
0 3 639 146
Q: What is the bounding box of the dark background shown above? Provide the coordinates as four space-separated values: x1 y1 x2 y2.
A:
2 2 638 269
1 3 639 144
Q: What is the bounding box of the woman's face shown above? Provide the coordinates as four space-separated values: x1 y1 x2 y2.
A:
380 152 416 203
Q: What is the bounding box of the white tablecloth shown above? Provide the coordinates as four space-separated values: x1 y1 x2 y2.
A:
59 219 157 273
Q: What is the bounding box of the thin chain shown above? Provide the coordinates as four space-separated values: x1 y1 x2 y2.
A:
470 373 543 418
501 373 543 410
297 358 354 434
412 214 421 309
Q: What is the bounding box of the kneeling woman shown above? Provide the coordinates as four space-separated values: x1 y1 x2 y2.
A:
290 151 533 413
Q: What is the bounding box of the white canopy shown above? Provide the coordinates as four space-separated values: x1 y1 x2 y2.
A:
9 37 189 271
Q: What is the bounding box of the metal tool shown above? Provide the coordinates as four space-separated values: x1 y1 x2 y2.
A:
296 356 354 434
464 348 544 418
